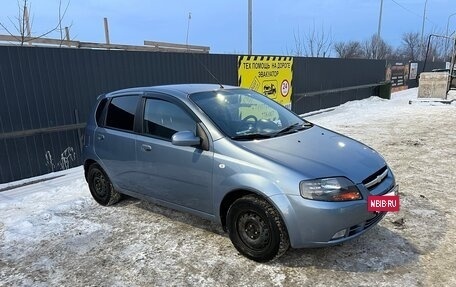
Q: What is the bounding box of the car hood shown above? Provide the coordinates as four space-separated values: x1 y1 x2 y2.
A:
238 125 386 184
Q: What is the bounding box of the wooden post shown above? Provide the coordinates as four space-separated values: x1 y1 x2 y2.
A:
104 17 110 45
65 26 71 47
24 5 32 45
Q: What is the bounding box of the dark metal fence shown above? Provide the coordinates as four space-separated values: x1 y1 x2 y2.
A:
0 45 387 183
292 57 386 114
0 46 237 183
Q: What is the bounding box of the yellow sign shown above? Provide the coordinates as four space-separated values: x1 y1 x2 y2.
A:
238 56 293 109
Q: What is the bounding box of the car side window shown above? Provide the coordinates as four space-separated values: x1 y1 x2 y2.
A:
143 99 196 140
105 96 139 131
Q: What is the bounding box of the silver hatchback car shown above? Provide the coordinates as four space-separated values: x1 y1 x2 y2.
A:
83 84 397 262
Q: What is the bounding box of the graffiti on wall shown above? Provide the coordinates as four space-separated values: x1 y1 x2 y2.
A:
45 147 77 172
45 150 55 172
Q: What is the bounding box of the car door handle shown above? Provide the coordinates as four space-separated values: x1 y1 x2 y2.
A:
141 144 152 152
97 134 105 141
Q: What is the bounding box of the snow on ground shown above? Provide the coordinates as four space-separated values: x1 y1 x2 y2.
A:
1 88 456 286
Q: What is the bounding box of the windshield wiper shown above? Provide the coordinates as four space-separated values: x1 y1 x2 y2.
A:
231 122 313 140
231 133 273 141
272 122 313 137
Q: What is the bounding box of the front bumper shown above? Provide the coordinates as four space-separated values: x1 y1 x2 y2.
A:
270 171 396 249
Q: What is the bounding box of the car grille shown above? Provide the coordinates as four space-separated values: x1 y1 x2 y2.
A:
347 212 386 237
362 166 388 191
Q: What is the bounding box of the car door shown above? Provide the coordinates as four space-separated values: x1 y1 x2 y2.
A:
135 95 214 214
94 94 140 191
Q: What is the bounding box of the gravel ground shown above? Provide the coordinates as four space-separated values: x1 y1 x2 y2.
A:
1 89 456 286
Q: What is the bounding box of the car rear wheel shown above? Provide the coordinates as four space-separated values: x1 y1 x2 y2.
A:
87 163 121 206
227 195 289 262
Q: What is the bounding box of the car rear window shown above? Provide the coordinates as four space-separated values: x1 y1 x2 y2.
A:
105 96 139 131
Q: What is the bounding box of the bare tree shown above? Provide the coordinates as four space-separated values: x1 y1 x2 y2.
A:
334 41 363 58
287 23 332 57
362 34 393 60
397 32 420 61
286 27 304 56
0 0 71 46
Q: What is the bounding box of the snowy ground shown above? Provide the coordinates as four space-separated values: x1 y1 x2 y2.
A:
1 88 456 286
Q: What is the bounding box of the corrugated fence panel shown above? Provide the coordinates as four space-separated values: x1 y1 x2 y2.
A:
293 57 386 93
291 57 386 114
0 46 237 183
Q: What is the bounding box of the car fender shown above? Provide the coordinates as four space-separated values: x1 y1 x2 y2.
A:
214 173 297 233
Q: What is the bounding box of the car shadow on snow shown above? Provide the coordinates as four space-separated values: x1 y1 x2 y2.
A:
113 197 227 236
275 225 421 272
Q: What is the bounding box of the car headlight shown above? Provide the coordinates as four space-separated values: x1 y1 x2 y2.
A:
299 177 362 201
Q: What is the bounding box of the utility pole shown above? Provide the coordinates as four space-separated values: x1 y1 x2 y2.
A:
248 0 252 55
420 0 429 60
376 0 384 59
186 12 191 51
377 0 383 38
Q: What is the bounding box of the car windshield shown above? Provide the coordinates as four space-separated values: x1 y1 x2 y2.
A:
190 88 312 140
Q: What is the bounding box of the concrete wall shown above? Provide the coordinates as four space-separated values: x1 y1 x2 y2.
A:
418 72 449 98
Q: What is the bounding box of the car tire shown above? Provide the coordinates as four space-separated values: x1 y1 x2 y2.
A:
87 163 121 206
227 195 290 262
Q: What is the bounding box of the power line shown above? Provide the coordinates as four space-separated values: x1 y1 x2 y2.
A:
390 0 421 18
389 0 439 27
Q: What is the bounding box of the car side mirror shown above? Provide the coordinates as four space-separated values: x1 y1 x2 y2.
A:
171 131 201 147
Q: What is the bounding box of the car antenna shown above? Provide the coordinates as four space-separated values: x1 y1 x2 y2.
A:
190 52 224 89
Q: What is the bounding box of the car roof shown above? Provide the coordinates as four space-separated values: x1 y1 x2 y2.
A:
106 84 240 99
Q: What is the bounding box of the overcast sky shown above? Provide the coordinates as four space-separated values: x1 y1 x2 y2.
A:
0 0 454 55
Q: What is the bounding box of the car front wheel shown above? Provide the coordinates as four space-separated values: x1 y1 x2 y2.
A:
227 195 290 262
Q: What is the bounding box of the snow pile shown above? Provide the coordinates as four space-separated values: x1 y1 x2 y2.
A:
305 88 416 126
0 167 90 244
